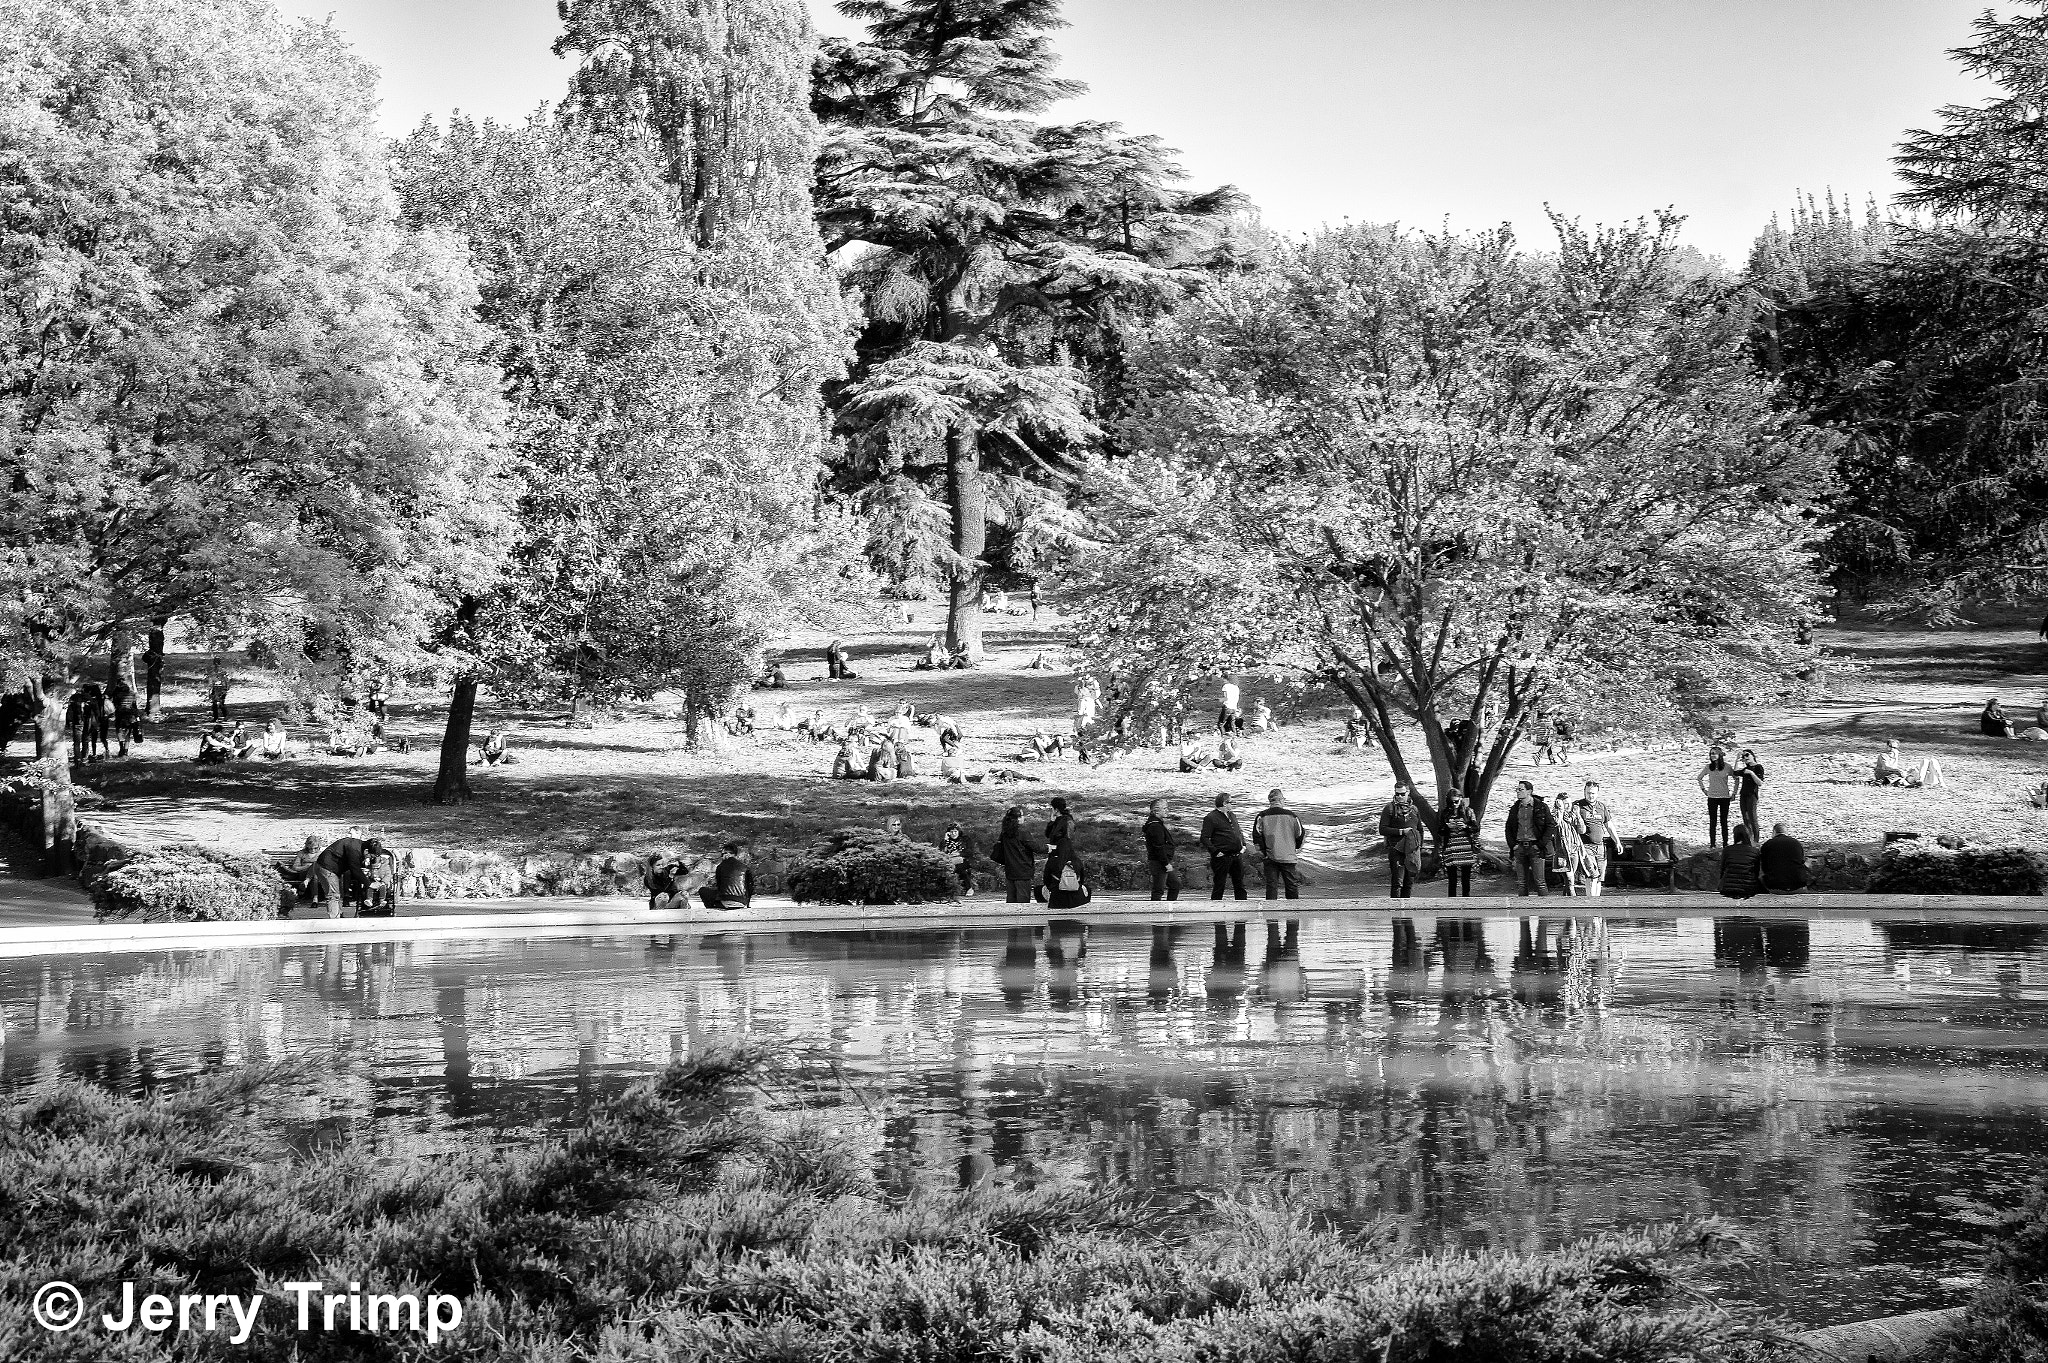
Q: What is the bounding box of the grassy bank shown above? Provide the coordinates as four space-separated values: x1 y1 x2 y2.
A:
0 1045 1821 1363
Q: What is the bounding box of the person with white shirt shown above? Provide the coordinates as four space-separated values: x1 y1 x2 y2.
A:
1218 677 1242 734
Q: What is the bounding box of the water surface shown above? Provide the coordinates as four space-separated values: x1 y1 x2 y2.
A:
3 910 2043 1327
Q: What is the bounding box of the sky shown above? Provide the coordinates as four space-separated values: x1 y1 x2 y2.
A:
274 0 1995 265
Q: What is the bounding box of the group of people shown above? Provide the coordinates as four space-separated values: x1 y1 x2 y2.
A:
275 830 399 918
991 797 1093 908
196 717 291 764
64 678 145 761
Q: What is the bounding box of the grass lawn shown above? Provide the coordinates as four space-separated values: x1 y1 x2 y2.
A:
19 605 2048 894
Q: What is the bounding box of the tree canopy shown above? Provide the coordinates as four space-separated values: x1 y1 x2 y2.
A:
813 0 1244 659
1071 216 1833 826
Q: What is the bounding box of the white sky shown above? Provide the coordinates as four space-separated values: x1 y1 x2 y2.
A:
275 0 1995 264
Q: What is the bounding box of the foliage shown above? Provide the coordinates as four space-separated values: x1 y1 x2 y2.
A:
1072 215 1833 829
396 20 858 735
1930 1180 2048 1363
814 0 1246 657
0 1049 1792 1363
0 0 511 682
1748 228 2048 614
1896 2 2048 230
91 845 290 922
786 826 961 903
1865 844 2048 897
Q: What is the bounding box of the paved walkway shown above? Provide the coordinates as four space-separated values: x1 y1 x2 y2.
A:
1 888 2042 959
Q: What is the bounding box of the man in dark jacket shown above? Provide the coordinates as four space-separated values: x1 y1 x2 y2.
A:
314 835 381 919
993 806 1035 903
1502 781 1554 897
702 842 753 911
1198 791 1248 900
1377 786 1422 899
1253 788 1307 900
1142 799 1180 901
1758 822 1808 893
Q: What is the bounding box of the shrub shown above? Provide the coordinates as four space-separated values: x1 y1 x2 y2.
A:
1866 844 2048 896
0 1049 1794 1363
1930 1180 2048 1363
92 845 290 922
786 827 960 904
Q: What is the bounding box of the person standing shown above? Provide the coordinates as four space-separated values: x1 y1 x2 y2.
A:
1028 581 1041 620
206 657 231 722
313 834 380 919
1549 791 1581 896
1503 781 1554 897
1252 788 1307 900
1046 795 1076 852
1733 749 1766 838
993 807 1035 903
1074 676 1100 738
1218 677 1242 734
1759 822 1808 893
1377 786 1423 899
1697 747 1738 848
1719 825 1762 900
1143 799 1181 901
106 675 142 755
1199 791 1248 900
1436 793 1480 897
1567 780 1614 898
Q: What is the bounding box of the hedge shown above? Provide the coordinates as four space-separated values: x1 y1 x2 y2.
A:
91 844 291 922
786 827 960 905
1865 844 2048 897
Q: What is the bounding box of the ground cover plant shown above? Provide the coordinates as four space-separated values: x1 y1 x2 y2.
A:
0 1044 1812 1362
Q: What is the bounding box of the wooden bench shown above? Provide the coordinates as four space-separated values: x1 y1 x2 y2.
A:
1605 835 1677 891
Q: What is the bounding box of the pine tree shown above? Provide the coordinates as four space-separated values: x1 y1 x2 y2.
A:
1896 2 2048 228
814 0 1244 660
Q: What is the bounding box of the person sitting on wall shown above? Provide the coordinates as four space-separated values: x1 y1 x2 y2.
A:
700 842 753 911
1718 824 1762 900
1758 821 1808 893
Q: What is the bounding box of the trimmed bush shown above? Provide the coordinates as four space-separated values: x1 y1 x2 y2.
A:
0 1050 1794 1363
92 844 290 922
1866 844 2048 896
786 826 960 904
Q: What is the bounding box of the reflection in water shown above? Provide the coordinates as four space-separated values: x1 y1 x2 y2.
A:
2 913 2045 1327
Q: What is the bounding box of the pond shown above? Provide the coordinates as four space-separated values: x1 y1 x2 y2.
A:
3 910 2044 1328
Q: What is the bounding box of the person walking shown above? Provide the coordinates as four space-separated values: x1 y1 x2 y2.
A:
1436 793 1480 897
1567 779 1614 897
1143 799 1181 901
1503 780 1554 897
1759 822 1808 893
1697 747 1738 848
1199 791 1249 900
993 807 1036 903
1719 824 1762 900
1252 788 1307 900
1733 749 1765 838
1376 786 1423 899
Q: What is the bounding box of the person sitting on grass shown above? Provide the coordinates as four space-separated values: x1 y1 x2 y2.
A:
830 737 860 780
700 842 753 911
917 635 946 671
934 715 964 755
1875 739 1944 789
476 730 511 765
1982 697 2017 738
225 720 258 761
1213 733 1244 772
869 736 897 783
1719 823 1761 900
196 725 233 764
947 640 972 669
1021 727 1064 761
1177 736 1210 773
895 734 917 779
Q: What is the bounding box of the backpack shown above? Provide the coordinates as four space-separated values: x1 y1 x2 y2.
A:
1637 834 1674 864
1057 864 1081 892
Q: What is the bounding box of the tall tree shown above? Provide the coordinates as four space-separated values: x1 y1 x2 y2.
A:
1071 216 1833 830
813 0 1244 660
0 0 509 862
399 0 853 799
1896 1 2048 228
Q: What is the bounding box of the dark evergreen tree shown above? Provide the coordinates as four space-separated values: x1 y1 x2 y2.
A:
1896 1 2048 228
813 0 1245 660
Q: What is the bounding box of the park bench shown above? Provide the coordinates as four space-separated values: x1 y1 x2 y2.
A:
1605 834 1676 891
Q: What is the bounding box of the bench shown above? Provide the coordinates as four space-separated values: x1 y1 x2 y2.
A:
1606 834 1677 891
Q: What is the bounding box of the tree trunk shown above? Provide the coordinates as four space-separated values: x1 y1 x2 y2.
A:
144 619 167 721
945 421 987 664
434 678 478 804
27 675 77 876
